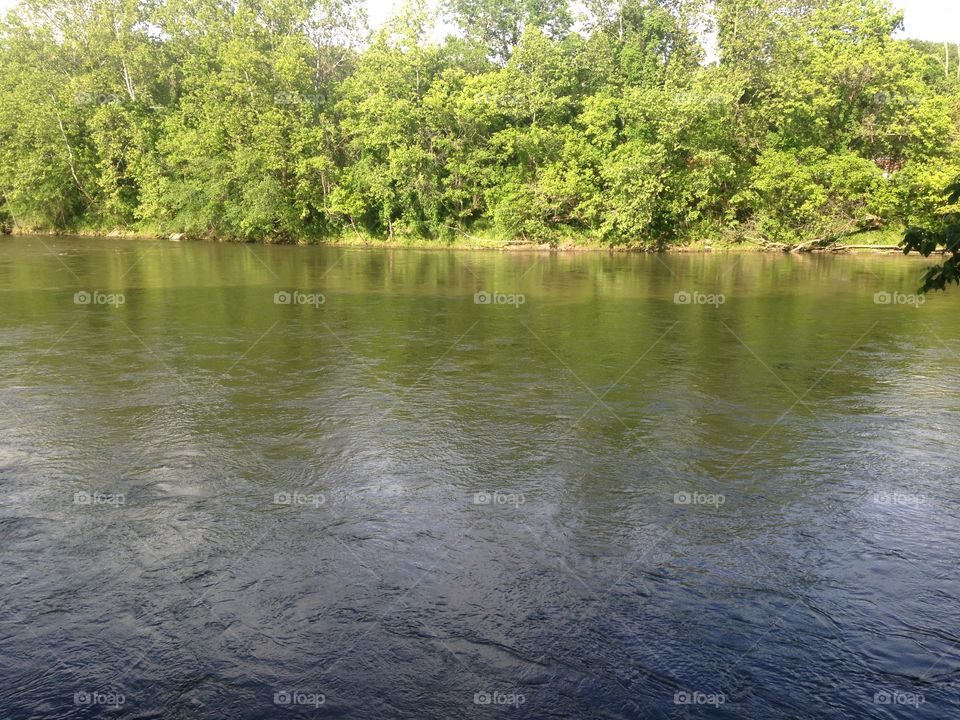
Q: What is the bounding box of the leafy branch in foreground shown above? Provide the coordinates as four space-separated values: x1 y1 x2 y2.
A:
901 177 960 292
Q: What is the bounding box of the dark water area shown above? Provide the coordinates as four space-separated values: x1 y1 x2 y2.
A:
1 236 959 718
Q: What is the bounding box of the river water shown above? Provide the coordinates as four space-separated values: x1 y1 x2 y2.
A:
1 236 958 719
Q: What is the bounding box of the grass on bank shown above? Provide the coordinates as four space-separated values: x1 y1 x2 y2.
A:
6 217 911 252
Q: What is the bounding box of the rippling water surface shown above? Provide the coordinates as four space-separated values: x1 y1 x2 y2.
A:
1 237 959 719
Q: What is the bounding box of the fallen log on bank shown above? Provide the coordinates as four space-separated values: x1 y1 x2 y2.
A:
788 237 838 253
832 244 901 251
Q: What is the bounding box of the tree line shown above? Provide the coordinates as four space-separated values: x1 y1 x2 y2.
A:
0 0 958 247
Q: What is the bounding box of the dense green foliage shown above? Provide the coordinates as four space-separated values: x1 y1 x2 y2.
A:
0 0 958 246
901 175 960 291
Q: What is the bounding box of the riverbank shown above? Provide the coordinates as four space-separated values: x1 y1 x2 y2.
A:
5 226 915 254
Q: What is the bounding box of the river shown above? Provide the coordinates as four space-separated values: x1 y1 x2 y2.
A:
1 236 958 718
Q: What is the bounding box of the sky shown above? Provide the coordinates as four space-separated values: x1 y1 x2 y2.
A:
889 0 959 43
0 0 954 44
362 0 959 44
